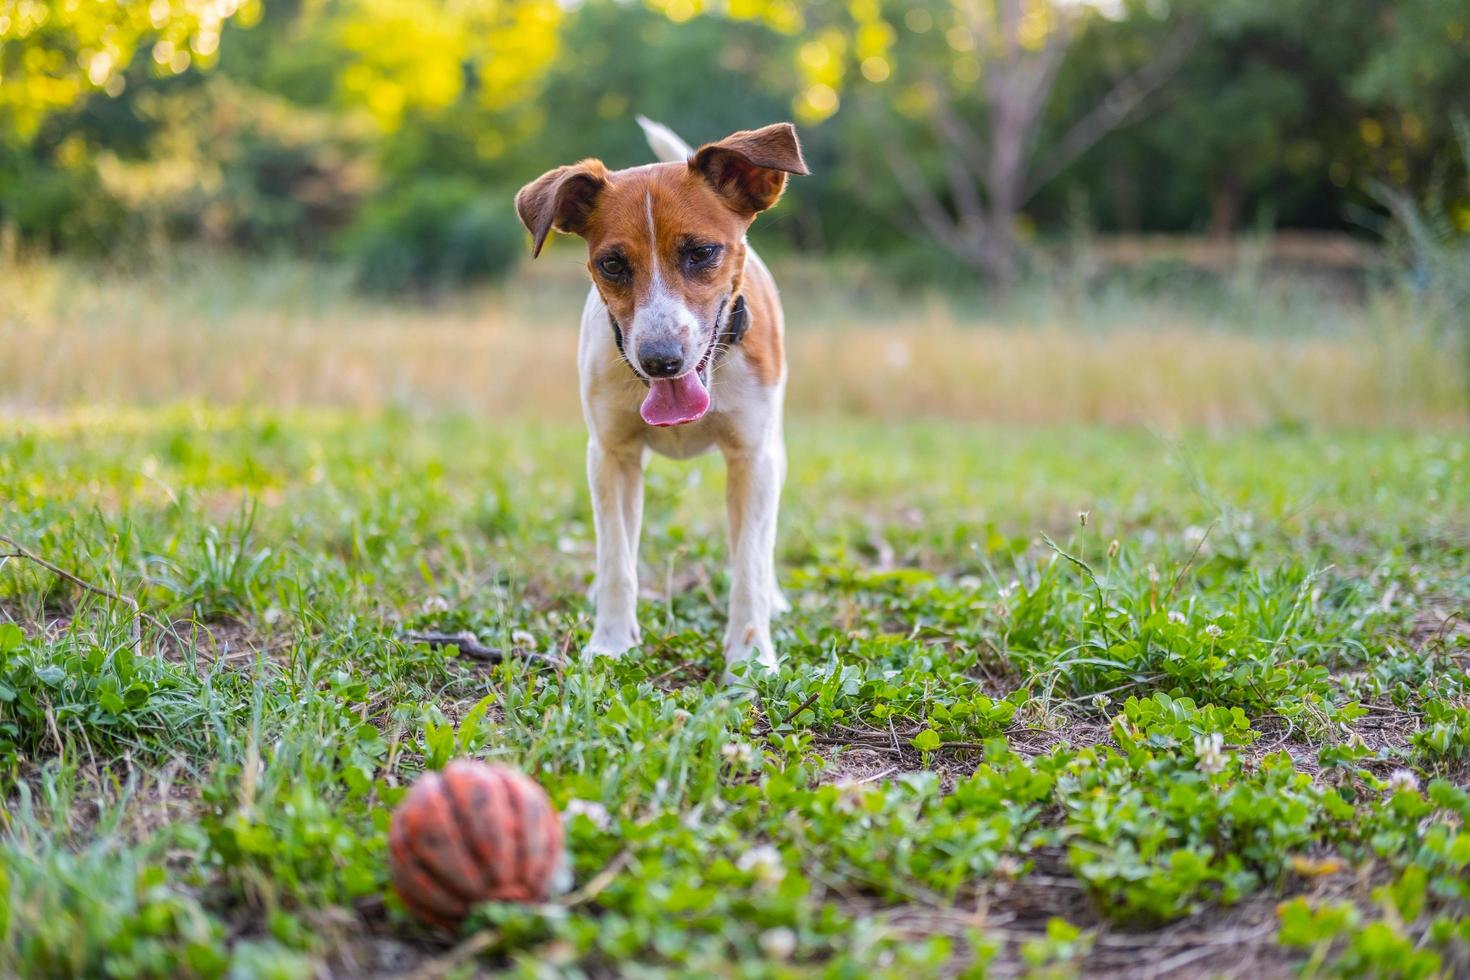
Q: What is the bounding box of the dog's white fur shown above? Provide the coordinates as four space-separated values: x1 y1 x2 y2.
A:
580 121 788 672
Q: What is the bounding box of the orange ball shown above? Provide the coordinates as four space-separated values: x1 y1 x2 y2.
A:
388 760 564 928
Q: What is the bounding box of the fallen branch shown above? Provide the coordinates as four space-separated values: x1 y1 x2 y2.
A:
0 532 158 648
557 849 630 907
781 690 822 726
407 928 501 980
400 630 565 668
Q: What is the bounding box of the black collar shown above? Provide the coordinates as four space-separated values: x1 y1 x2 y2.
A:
610 294 748 384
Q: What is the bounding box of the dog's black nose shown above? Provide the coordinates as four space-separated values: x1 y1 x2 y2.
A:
638 339 685 378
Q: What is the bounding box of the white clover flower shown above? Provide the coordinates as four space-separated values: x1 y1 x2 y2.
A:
1387 769 1421 794
1194 732 1226 774
1168 610 1187 625
721 741 757 769
1079 510 1090 527
511 629 536 648
759 927 797 961
738 844 787 887
562 798 612 831
1107 539 1120 558
420 595 450 615
670 708 692 730
1204 624 1224 639
1147 564 1161 584
1091 693 1112 711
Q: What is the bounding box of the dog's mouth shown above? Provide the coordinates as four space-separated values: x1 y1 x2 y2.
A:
639 328 718 428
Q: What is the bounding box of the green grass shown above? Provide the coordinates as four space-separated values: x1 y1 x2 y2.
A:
1 407 1467 976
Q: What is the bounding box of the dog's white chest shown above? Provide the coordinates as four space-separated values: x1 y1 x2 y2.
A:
641 419 719 460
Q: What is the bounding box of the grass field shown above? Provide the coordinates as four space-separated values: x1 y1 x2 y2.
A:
3 248 1465 428
1 253 1469 977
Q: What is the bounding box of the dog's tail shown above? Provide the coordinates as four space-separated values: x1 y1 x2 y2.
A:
636 115 694 164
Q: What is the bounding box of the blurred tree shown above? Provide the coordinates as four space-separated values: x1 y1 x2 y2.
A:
5 0 1466 274
1052 0 1470 237
0 0 259 139
871 0 1197 280
681 0 1198 280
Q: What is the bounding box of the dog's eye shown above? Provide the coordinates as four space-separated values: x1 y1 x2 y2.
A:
686 244 720 268
597 256 628 278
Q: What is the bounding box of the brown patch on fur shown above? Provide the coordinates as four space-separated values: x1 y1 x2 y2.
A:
736 252 784 384
514 160 610 257
514 122 807 389
690 122 809 214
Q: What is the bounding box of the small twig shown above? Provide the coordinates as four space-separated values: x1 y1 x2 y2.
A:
781 690 822 726
1254 713 1296 752
856 765 900 784
648 659 698 686
407 928 501 980
0 532 157 648
401 630 565 667
1056 673 1165 709
1164 519 1218 604
557 849 631 907
808 735 904 756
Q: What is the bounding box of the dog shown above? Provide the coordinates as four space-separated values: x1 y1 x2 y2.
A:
514 117 808 673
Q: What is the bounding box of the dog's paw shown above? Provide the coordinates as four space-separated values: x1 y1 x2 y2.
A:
584 624 640 661
723 623 778 682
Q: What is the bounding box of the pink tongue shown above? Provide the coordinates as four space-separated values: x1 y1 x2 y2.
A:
641 371 711 427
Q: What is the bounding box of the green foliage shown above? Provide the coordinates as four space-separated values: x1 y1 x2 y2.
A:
4 0 1469 290
0 154 125 253
2 413 1469 973
1414 698 1470 765
0 620 213 772
1 774 230 978
0 0 259 137
340 177 524 292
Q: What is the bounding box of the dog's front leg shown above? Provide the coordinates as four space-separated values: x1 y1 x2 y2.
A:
723 446 781 671
586 439 644 657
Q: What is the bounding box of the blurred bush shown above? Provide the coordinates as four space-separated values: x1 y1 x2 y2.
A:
94 79 371 251
3 0 1467 295
339 178 523 293
0 151 125 254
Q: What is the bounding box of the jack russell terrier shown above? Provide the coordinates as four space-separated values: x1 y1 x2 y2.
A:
515 117 808 674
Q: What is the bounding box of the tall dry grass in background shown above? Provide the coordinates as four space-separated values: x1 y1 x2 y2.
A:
1 245 1463 428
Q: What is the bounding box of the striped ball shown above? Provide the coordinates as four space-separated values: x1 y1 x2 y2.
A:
388 760 564 928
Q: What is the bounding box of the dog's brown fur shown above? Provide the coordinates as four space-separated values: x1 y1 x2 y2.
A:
515 124 806 386
513 121 807 671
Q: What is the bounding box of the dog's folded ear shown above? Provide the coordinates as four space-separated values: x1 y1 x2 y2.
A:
514 160 610 257
691 123 809 216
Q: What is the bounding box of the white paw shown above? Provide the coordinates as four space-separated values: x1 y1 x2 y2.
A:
584 623 639 661
724 623 778 677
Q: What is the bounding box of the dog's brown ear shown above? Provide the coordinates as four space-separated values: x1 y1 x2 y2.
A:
514 160 609 257
691 123 809 215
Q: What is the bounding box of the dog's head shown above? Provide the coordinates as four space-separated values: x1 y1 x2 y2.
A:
515 123 808 426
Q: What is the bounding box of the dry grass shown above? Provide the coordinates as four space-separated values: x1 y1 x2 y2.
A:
2 248 1463 428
